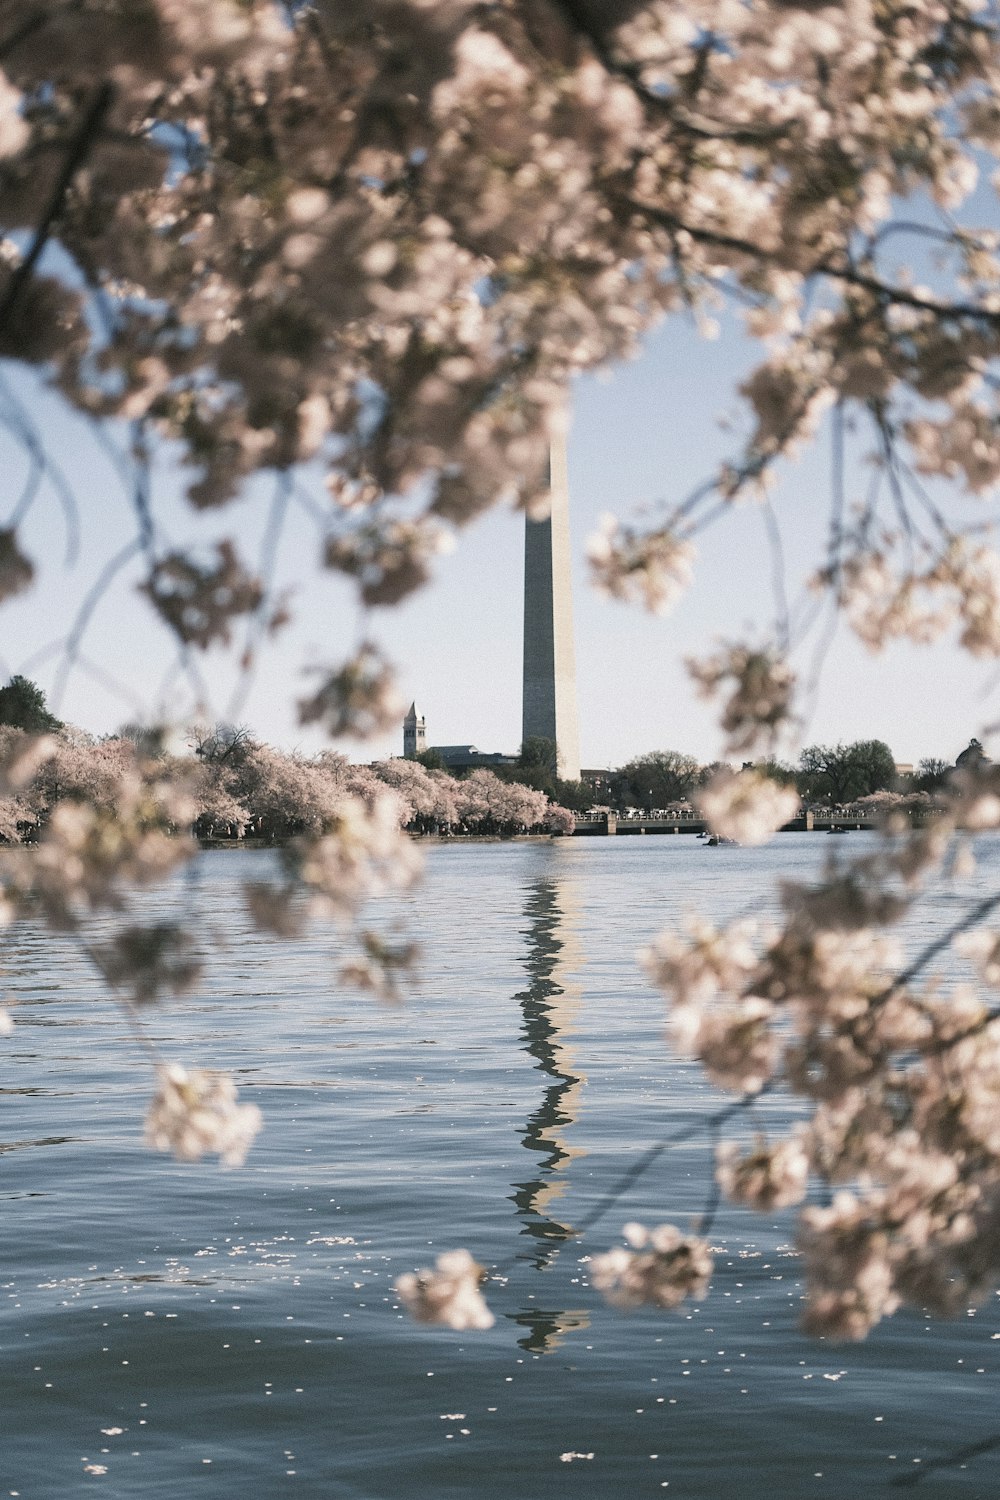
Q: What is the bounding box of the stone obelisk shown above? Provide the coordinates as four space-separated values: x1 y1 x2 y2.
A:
522 433 581 782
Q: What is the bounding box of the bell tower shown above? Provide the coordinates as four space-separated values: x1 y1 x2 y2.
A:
403 702 426 759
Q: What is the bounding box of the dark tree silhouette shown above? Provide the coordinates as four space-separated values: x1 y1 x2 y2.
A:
0 676 62 734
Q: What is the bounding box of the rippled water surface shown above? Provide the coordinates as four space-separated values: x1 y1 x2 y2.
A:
4 835 1000 1498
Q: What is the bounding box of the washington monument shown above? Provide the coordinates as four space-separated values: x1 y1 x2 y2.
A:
522 432 581 782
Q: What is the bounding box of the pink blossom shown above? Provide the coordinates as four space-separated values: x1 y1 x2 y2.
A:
396 1249 494 1330
590 1224 713 1310
145 1063 262 1168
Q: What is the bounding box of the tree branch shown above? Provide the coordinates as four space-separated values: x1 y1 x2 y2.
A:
618 195 1000 327
547 0 789 144
880 887 1000 1002
0 80 115 335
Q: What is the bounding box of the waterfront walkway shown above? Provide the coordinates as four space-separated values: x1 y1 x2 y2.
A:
573 807 886 836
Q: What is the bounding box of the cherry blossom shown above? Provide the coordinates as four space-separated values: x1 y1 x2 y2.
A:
688 646 796 756
695 768 800 846
395 1249 494 1331
716 1135 810 1212
587 514 695 615
590 1223 713 1310
144 1062 263 1168
298 643 402 741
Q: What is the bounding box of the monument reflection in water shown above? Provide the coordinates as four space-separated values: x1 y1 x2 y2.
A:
510 864 591 1351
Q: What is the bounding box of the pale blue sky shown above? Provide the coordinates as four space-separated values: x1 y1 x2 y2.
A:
1 311 997 771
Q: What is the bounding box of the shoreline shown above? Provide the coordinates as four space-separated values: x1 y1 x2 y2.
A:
195 832 564 850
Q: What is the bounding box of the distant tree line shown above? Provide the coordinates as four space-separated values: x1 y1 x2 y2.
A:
508 739 970 813
600 740 956 812
0 684 574 845
0 680 975 835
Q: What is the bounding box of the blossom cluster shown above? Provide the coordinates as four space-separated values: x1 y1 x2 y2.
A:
586 514 695 615
144 1063 262 1168
635 779 1000 1337
834 540 1000 660
590 1223 713 1310
0 0 996 653
298 642 403 741
688 646 796 756
395 1249 494 1330
695 768 800 847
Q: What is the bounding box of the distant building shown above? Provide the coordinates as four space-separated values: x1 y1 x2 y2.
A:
956 738 990 770
401 705 515 772
429 744 517 773
403 702 426 759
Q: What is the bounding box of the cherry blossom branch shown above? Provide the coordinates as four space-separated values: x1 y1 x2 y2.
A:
549 0 790 144
5 439 41 530
74 933 163 1064
890 446 961 545
888 1431 1000 1489
0 81 115 334
620 196 1000 328
880 887 1000 1002
573 1088 763 1238
873 406 918 553
697 1119 723 1235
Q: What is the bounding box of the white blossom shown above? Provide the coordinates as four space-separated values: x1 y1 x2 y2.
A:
395 1249 494 1330
716 1135 810 1211
671 995 777 1094
838 553 954 652
590 1223 713 1310
298 643 403 740
799 1193 900 1341
956 928 1000 985
144 1063 262 1168
696 769 800 847
0 69 27 160
587 514 695 615
688 647 796 756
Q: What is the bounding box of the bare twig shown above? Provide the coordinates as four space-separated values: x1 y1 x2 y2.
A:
50 539 144 713
574 1089 763 1238
0 372 80 564
224 471 292 724
879 887 1000 1002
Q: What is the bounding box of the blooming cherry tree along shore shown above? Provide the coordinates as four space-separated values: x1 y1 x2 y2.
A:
3 0 1000 1338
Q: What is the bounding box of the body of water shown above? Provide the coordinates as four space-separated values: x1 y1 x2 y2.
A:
3 836 1000 1497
